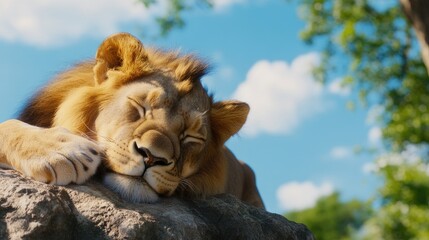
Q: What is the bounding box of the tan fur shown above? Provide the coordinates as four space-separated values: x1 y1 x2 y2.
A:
0 33 264 208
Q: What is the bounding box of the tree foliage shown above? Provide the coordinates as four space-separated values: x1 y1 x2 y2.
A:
298 0 429 150
297 1 429 238
285 192 372 240
137 0 211 36
363 150 429 239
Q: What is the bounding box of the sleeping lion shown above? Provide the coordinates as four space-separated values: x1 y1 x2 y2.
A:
0 33 264 208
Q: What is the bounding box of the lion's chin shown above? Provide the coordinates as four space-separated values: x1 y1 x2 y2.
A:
102 172 159 203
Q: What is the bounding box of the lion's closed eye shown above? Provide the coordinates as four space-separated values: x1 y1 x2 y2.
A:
127 97 146 120
181 134 206 145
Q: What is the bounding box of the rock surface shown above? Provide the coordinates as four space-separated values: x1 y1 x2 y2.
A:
0 169 314 240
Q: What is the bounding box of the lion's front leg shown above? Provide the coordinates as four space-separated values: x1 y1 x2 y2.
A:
0 119 102 185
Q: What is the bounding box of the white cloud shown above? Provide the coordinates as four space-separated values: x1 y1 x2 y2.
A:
362 162 377 174
0 0 248 46
366 105 384 125
233 53 327 136
328 78 351 96
276 181 334 211
368 126 382 145
330 146 352 160
212 0 245 10
362 145 429 174
0 0 167 46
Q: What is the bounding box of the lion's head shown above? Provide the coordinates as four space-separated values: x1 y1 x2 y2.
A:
51 33 250 202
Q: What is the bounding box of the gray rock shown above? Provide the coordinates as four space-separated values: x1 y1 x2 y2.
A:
0 169 314 240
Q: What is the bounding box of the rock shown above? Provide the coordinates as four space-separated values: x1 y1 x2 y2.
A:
0 169 314 240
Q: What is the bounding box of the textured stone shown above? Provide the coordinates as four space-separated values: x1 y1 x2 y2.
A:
0 169 314 240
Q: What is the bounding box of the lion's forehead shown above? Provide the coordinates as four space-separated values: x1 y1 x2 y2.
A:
119 79 209 131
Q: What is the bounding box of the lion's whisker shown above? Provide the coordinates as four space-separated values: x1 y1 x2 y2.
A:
179 179 197 193
82 123 116 143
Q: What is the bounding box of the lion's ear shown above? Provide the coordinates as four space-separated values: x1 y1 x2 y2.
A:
93 32 149 85
210 100 249 144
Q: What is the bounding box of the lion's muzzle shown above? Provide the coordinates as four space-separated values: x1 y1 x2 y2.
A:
133 143 170 168
134 129 175 166
132 129 180 196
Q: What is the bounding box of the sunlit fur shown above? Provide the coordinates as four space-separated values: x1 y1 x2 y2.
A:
14 33 264 208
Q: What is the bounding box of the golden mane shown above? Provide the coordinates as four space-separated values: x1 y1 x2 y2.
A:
19 35 208 127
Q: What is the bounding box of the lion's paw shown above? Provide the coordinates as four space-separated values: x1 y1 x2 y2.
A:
26 129 102 185
38 150 100 185
1 120 102 185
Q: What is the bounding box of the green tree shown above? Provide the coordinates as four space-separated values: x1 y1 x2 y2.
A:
137 0 211 36
296 1 429 239
285 192 372 240
400 0 429 75
298 0 429 149
363 149 429 239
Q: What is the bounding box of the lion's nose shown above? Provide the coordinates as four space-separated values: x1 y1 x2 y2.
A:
134 143 169 168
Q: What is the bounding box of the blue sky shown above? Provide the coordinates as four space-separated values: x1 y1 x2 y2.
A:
0 0 380 213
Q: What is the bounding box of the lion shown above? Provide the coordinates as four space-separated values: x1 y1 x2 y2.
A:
0 33 264 208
